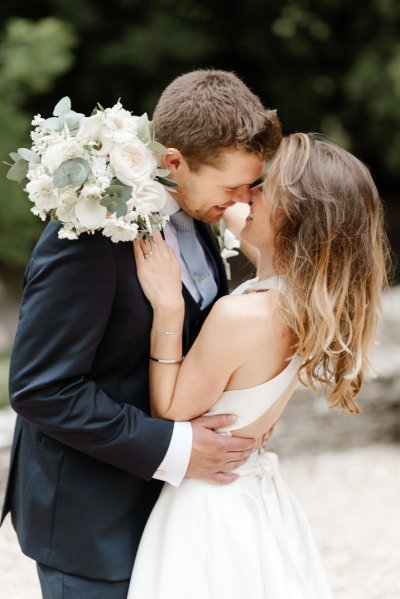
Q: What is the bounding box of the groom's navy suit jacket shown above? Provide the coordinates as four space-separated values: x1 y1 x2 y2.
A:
1 220 228 581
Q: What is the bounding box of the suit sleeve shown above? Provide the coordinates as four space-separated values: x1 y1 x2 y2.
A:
9 224 174 480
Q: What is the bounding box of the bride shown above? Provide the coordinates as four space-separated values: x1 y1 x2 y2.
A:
128 133 388 598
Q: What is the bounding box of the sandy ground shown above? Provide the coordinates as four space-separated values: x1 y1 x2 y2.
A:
1 391 399 599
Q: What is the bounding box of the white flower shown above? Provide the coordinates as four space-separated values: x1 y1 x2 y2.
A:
31 114 45 127
76 113 105 144
131 180 168 214
223 227 240 251
110 140 157 186
80 183 103 202
104 102 139 136
75 196 107 229
89 153 112 191
31 206 47 221
41 137 84 172
9 97 169 243
56 202 76 222
58 225 79 240
102 218 139 243
26 176 59 211
59 188 79 205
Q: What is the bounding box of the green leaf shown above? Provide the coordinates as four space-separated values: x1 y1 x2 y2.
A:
6 159 28 183
149 121 155 140
43 116 62 131
53 158 90 188
148 140 169 155
53 96 72 116
137 113 151 144
62 110 84 131
17 147 40 163
156 175 177 188
9 152 20 162
101 183 132 217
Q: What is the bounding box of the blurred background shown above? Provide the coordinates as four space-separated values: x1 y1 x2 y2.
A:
0 1 399 598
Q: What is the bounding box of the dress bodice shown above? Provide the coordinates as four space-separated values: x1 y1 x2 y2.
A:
204 276 302 435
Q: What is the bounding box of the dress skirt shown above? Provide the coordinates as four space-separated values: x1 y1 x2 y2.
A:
128 450 333 598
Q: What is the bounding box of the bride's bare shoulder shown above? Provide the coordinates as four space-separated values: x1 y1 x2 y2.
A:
206 290 284 332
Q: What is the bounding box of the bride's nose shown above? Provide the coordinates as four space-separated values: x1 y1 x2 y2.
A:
232 185 251 204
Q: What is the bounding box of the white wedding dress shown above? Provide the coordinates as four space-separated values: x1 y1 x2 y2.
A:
127 277 333 599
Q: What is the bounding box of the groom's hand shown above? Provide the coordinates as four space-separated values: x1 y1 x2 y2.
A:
187 414 256 484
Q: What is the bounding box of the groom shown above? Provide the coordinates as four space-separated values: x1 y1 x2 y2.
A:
1 70 281 598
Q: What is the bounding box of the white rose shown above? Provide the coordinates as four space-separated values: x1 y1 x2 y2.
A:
26 175 59 211
110 140 157 186
74 196 107 230
102 218 139 243
131 180 168 213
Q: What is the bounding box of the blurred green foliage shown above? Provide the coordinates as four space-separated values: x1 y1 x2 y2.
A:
0 0 398 275
0 16 77 270
0 353 10 408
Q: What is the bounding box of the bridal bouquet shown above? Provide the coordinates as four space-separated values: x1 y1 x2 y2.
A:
6 97 174 242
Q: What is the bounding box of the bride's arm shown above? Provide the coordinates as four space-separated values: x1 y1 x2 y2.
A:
134 235 245 421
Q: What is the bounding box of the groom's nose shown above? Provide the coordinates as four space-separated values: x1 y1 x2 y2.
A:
232 185 251 204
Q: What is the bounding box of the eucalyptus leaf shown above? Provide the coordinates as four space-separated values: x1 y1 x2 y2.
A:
63 111 84 131
53 158 90 188
105 183 133 202
53 96 72 116
101 184 132 217
100 196 128 218
9 152 20 162
137 113 151 144
7 159 29 183
43 117 62 131
156 175 177 188
148 140 169 155
17 148 40 164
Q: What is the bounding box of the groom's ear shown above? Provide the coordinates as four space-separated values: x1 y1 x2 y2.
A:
163 148 185 175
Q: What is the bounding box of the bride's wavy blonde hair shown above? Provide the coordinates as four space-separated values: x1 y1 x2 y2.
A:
266 133 390 413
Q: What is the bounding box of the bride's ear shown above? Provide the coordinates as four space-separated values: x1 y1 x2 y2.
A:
163 148 186 176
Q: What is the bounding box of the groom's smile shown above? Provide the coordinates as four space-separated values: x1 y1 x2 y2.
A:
163 147 265 223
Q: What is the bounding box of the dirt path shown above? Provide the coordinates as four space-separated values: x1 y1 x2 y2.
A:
1 398 399 598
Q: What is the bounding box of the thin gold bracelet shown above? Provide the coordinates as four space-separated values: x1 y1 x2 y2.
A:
152 328 183 336
150 355 185 364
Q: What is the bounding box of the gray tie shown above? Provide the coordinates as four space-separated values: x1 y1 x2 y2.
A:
170 210 218 309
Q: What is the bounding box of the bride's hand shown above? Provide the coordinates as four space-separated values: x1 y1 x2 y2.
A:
133 232 184 315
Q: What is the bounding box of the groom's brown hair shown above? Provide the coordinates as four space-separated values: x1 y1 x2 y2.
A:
153 69 281 170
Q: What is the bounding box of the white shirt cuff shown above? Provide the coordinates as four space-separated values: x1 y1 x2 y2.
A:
152 421 192 487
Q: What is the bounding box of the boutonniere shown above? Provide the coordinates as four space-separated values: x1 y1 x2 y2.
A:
213 220 241 280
